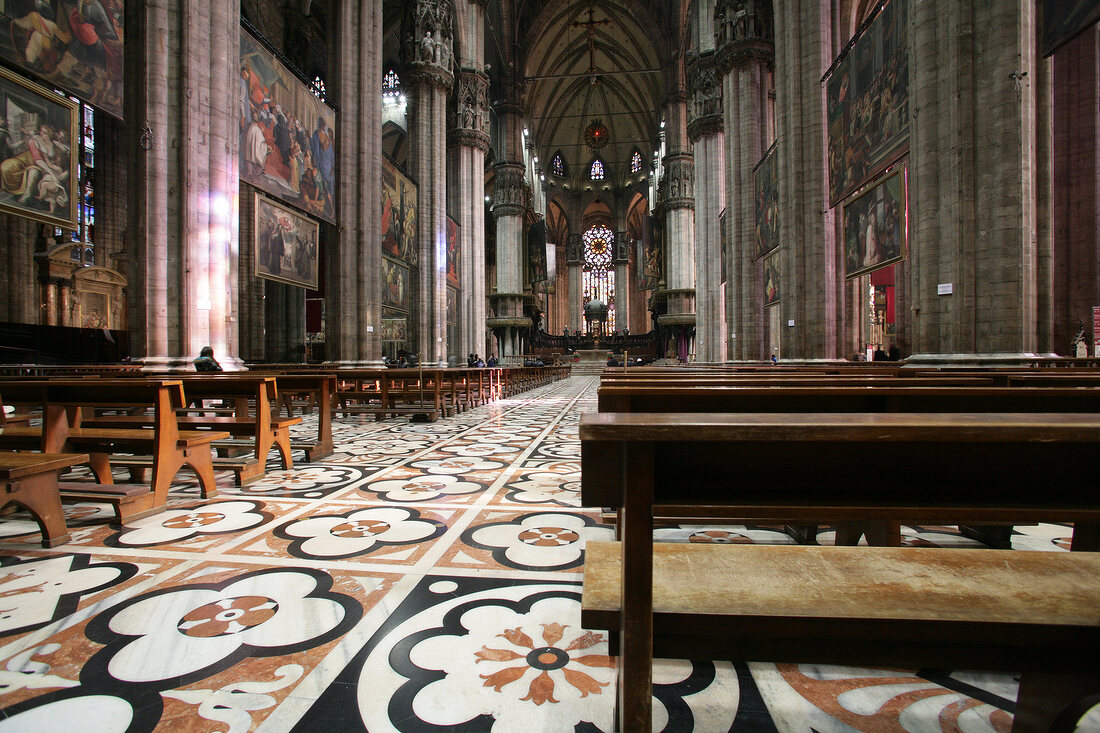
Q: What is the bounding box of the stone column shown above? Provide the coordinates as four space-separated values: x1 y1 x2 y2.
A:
613 231 630 332
657 76 696 359
488 83 532 361
773 0 834 360
717 0 773 361
326 0 383 364
405 0 454 365
126 0 241 370
448 62 490 361
906 0 1042 361
566 232 583 332
0 216 37 323
688 49 725 362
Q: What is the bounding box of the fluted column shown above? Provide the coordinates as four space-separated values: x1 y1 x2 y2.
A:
689 49 725 362
448 63 490 361
716 0 773 362
566 232 582 332
657 77 696 359
127 0 241 370
613 231 630 331
488 83 531 361
328 0 383 364
405 0 455 365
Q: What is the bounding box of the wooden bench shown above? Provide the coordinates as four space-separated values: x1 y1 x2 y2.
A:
579 411 1100 731
0 379 227 522
582 542 1100 732
335 369 443 421
252 372 335 461
0 452 89 546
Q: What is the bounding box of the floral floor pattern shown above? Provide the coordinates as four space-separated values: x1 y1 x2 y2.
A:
0 375 1093 732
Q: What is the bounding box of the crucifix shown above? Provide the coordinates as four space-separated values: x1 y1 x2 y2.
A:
570 6 611 76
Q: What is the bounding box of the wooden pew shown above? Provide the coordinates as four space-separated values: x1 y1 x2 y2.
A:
0 452 88 546
578 411 1100 731
334 368 444 420
0 379 226 521
82 375 303 485
251 372 335 461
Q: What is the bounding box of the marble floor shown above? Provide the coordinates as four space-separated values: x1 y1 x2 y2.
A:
0 375 1094 732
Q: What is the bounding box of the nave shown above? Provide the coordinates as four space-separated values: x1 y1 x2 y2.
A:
0 376 1086 732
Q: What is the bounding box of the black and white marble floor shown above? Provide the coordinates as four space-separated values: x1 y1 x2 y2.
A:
0 375 1094 732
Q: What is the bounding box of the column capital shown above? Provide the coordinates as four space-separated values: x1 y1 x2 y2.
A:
491 162 528 218
449 68 491 148
687 50 723 142
403 0 455 89
660 153 695 211
714 0 774 72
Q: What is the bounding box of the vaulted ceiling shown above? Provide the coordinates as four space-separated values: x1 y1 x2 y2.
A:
521 0 672 191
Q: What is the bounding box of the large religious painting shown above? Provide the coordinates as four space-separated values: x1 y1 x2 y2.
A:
0 0 123 119
0 66 78 229
240 28 336 223
826 0 909 207
382 256 409 311
254 193 319 289
381 157 417 265
446 287 457 326
446 215 459 288
763 254 780 308
843 169 907 279
381 316 407 343
638 213 661 290
1043 1 1100 57
754 142 779 259
527 218 548 287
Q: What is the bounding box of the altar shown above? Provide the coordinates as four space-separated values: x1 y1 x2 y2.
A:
572 349 610 375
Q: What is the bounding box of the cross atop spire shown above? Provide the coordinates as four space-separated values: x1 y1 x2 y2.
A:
570 6 611 75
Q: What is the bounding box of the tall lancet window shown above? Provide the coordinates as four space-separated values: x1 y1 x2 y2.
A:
630 150 642 174
551 153 566 178
383 69 402 103
582 224 615 332
589 159 604 181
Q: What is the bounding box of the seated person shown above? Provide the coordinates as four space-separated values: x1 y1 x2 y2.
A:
193 346 223 371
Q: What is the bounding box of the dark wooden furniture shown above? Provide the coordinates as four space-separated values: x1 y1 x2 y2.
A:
579 411 1100 732
0 452 89 547
0 379 227 521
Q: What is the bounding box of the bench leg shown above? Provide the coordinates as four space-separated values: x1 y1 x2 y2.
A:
618 442 654 733
4 475 71 547
1012 673 1100 733
272 429 294 470
87 453 115 485
1071 522 1100 552
184 449 220 499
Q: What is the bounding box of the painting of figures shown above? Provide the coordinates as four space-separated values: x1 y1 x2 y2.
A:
381 317 407 342
446 215 459 287
0 0 123 118
254 194 319 290
240 29 336 223
0 66 78 229
754 142 779 259
826 0 908 207
381 158 418 265
763 255 780 308
382 256 410 311
843 170 907 279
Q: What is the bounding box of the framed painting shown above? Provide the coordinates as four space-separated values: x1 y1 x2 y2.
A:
826 0 909 207
446 215 459 287
381 317 407 342
254 193 320 289
844 169 907 280
382 256 410 311
0 0 124 118
754 142 779 259
0 65 78 229
240 28 337 223
381 157 418 265
446 286 457 325
763 254 780 308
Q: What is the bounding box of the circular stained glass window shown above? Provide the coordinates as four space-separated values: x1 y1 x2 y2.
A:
584 120 609 149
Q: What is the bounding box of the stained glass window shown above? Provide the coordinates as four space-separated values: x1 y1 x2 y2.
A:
582 224 615 332
383 69 401 102
311 76 327 101
631 150 642 174
589 159 604 181
551 153 566 177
